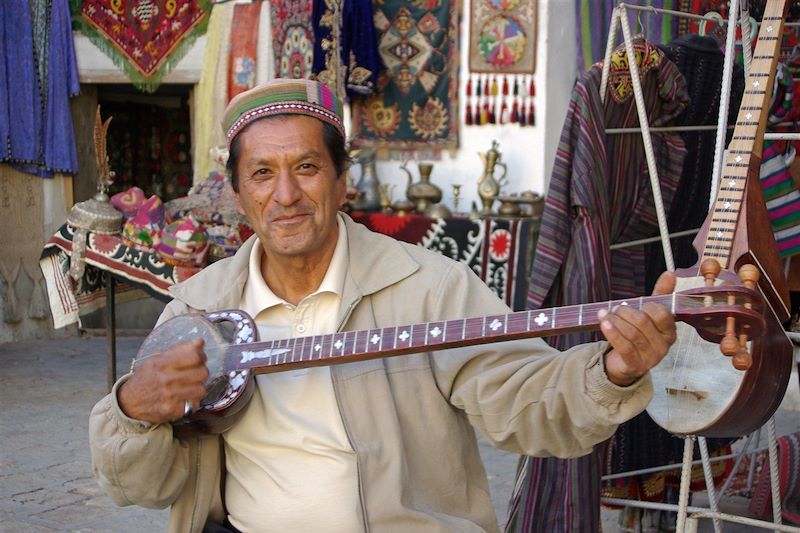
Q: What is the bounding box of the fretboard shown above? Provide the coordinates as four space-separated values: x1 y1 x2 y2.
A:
223 294 679 375
701 0 787 268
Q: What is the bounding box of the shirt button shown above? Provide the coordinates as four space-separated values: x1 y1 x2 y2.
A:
296 324 306 333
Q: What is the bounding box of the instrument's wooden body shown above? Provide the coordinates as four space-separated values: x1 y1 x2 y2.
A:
646 0 793 437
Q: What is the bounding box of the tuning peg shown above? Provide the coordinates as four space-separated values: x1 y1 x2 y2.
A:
732 346 752 370
734 263 760 370
701 258 721 286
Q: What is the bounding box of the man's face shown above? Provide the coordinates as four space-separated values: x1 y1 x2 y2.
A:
234 115 346 262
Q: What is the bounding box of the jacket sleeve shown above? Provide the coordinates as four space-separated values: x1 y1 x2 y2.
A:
88 298 195 508
429 261 653 458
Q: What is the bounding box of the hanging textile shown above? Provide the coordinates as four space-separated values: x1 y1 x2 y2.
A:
0 165 45 324
228 2 262 99
507 41 689 533
192 1 235 183
350 0 459 155
312 0 380 101
76 0 211 92
576 0 681 72
469 0 536 74
270 0 314 79
0 0 79 178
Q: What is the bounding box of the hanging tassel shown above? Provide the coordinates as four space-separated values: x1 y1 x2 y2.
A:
519 103 527 126
488 101 495 124
491 76 498 96
474 100 481 125
466 104 473 125
527 100 535 126
500 100 508 124
502 76 509 96
511 100 519 123
483 76 490 98
529 77 536 97
513 76 519 97
481 101 489 125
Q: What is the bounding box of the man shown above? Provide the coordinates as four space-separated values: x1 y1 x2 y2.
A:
90 79 677 533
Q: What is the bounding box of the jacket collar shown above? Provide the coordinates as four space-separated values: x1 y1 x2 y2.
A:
169 214 419 313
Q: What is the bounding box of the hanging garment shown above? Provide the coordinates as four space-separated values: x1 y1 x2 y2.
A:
611 36 746 492
508 41 689 533
0 0 79 178
312 0 379 101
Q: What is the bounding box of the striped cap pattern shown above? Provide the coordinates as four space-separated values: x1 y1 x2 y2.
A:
222 79 345 146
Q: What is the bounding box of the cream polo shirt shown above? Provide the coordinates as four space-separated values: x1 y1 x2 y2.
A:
223 215 362 532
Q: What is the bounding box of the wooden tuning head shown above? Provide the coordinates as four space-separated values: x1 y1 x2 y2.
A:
737 264 760 289
720 333 741 358
732 346 753 370
701 258 722 287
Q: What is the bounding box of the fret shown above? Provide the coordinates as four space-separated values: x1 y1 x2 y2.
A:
747 90 767 95
424 323 429 345
703 251 729 258
707 236 733 243
736 121 759 126
551 307 556 328
578 304 583 326
482 316 487 337
727 148 753 152
712 216 738 223
329 332 336 358
461 318 466 340
639 296 644 311
393 326 399 349
290 337 298 363
527 310 532 331
761 36 780 41
504 315 508 334
443 320 447 342
671 292 676 314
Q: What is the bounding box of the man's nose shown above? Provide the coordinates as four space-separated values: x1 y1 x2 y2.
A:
272 171 302 206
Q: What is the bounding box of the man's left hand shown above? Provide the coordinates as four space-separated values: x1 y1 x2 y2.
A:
599 271 678 387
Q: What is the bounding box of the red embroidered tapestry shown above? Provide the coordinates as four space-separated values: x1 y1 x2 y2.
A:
78 0 211 92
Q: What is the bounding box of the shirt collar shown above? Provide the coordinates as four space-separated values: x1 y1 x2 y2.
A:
243 214 348 316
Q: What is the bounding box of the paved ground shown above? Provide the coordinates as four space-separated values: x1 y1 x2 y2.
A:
1 335 797 532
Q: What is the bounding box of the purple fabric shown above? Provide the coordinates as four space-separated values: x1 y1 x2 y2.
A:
1 0 79 177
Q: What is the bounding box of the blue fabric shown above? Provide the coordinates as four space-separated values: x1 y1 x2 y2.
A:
312 0 379 100
1 0 79 178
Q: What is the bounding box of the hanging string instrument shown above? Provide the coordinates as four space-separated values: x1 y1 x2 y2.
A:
646 0 794 437
135 285 767 435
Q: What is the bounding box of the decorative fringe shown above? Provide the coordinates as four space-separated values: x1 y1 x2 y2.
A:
74 0 212 93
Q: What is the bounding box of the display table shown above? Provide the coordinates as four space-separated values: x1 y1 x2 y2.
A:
40 214 537 389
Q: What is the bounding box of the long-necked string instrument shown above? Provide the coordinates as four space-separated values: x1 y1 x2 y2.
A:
646 0 794 437
135 285 766 435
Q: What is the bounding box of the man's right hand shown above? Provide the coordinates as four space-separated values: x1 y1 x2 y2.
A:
118 339 209 425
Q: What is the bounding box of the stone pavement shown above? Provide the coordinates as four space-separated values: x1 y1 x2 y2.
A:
1 335 797 532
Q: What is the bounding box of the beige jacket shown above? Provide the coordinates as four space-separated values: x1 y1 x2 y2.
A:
90 215 653 533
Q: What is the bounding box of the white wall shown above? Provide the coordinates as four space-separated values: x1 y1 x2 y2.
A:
74 0 579 211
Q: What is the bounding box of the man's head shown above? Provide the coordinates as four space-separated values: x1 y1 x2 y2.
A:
220 79 349 266
222 79 348 193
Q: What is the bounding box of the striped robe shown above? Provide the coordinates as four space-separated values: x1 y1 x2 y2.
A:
507 46 688 532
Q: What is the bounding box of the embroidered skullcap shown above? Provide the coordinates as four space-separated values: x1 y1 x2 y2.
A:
222 78 345 147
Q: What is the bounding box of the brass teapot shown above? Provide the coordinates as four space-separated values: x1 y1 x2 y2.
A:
401 161 443 214
477 140 507 216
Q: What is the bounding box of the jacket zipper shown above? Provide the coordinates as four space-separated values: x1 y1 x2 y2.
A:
331 297 370 533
